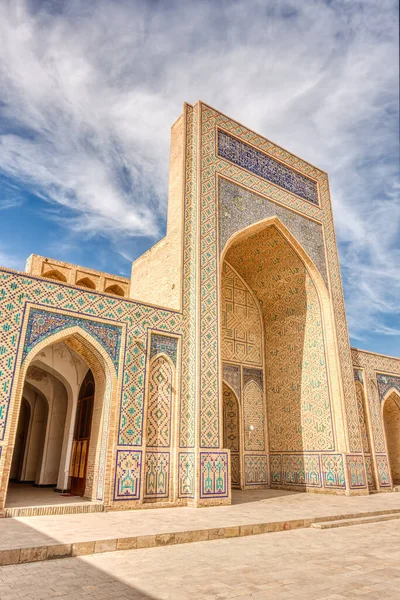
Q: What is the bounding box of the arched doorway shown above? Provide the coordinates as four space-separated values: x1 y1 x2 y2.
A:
222 383 241 488
5 329 117 512
383 391 400 485
220 219 342 491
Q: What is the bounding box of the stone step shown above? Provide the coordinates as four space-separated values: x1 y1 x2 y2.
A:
3 502 105 518
1 508 400 567
312 512 400 529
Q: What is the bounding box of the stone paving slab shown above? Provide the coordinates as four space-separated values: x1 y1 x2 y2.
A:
0 489 399 567
0 520 399 599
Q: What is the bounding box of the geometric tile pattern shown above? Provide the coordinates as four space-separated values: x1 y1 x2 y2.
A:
222 363 240 399
150 333 178 366
351 349 400 488
23 308 122 373
226 226 334 452
178 452 195 498
321 454 346 489
144 452 170 499
180 104 197 449
364 455 375 489
376 373 400 402
270 454 282 484
355 381 370 454
0 270 180 471
346 455 367 489
243 380 265 452
244 455 268 485
218 178 328 286
221 262 263 367
222 383 240 487
200 452 229 498
282 454 322 487
146 355 174 447
376 454 391 487
114 450 142 500
218 130 319 205
199 103 362 453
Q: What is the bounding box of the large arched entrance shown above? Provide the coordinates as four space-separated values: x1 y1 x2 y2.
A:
220 219 343 491
383 391 400 485
5 329 117 513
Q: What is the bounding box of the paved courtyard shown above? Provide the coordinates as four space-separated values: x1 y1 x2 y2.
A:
0 520 399 600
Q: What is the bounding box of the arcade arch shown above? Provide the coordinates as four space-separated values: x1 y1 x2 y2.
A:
382 390 400 485
4 329 118 509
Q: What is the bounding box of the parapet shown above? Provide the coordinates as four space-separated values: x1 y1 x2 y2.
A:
25 254 129 298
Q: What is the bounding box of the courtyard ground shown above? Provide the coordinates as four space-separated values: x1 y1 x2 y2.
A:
0 519 399 600
0 489 400 569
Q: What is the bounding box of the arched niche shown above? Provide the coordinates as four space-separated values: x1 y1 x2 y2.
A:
382 390 400 485
3 325 119 509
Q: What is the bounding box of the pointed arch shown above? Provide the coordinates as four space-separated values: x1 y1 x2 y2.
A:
222 381 241 488
382 389 400 485
219 216 348 472
104 284 125 297
76 277 96 290
2 324 121 508
144 352 176 502
42 269 67 282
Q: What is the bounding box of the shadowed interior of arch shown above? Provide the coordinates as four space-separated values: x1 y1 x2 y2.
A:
383 391 400 485
6 334 109 510
221 223 334 490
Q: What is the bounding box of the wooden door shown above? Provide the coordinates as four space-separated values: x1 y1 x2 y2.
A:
69 370 95 496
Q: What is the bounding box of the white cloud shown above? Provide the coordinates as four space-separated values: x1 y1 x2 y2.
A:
0 0 398 343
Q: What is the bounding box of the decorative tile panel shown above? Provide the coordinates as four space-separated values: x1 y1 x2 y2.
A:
218 130 319 205
244 455 268 485
144 452 170 498
146 355 174 448
243 379 265 452
178 452 195 498
270 454 282 483
376 373 400 402
376 454 391 487
114 450 142 500
321 454 346 489
364 455 375 489
283 454 322 487
219 178 327 286
222 363 240 399
200 451 229 498
221 262 263 367
23 308 122 373
180 105 197 448
355 381 370 454
0 270 180 450
150 333 178 366
346 455 367 489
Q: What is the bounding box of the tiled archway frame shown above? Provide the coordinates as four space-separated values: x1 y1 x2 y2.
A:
196 102 363 455
0 305 124 509
351 348 400 491
220 217 356 491
0 269 182 510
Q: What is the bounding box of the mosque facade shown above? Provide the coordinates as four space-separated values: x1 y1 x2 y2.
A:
0 102 399 516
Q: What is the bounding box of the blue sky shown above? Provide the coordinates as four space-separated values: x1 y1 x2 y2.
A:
0 0 399 356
